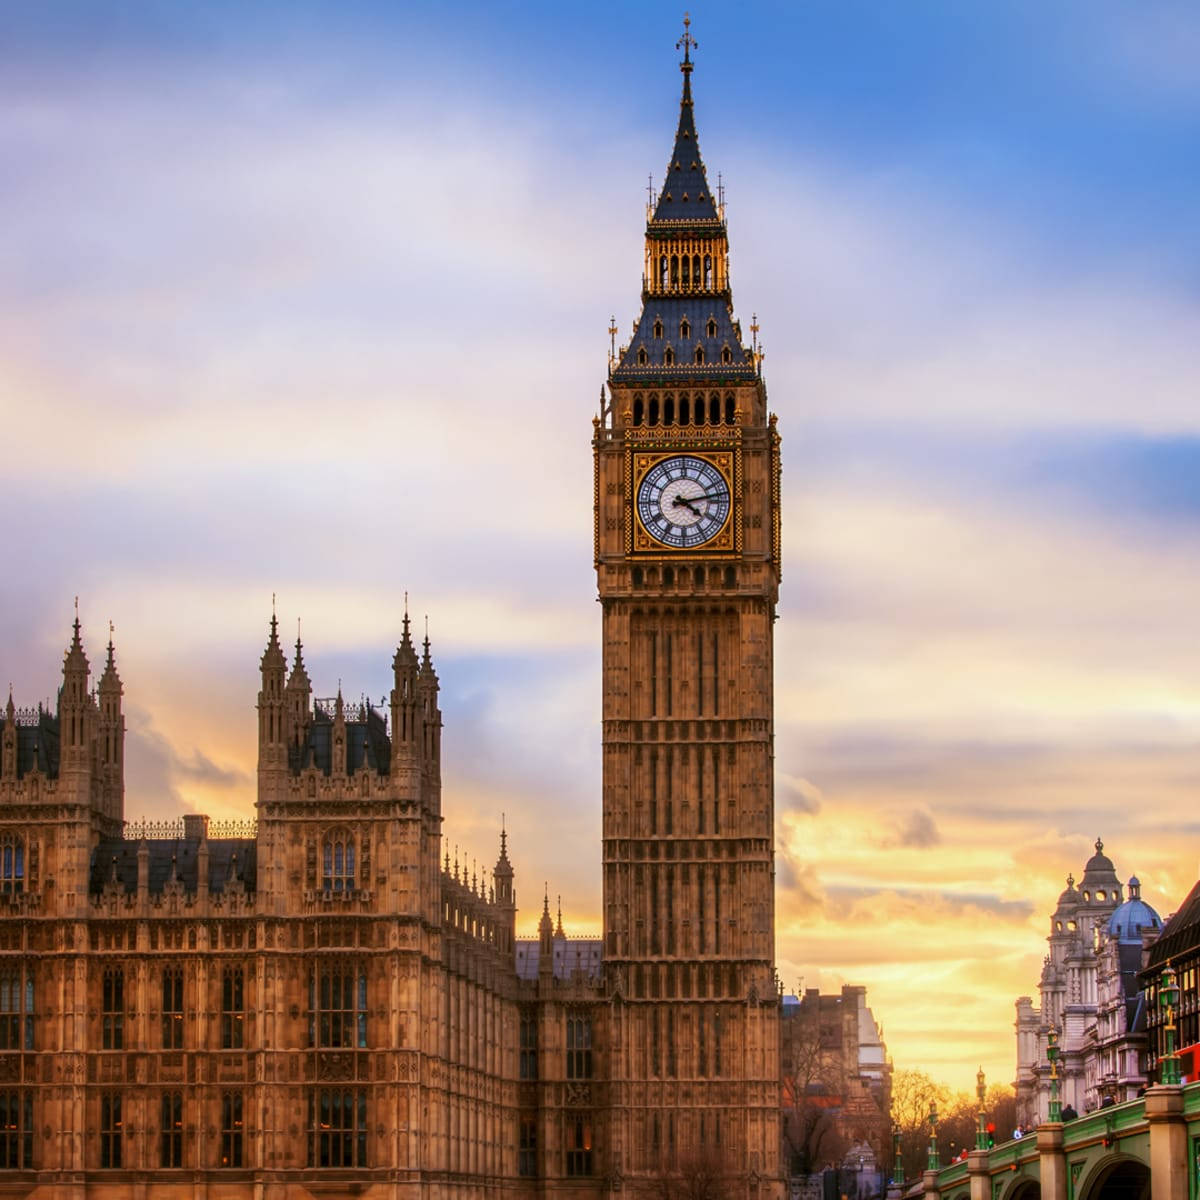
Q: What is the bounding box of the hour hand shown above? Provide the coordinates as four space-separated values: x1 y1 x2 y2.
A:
672 496 702 516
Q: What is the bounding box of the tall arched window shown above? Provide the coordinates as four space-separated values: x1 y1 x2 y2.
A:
724 394 735 424
648 397 660 426
322 830 355 893
0 837 23 895
704 255 712 287
632 397 644 426
663 395 675 425
659 257 668 289
678 395 690 425
670 256 679 289
694 347 705 364
681 256 690 288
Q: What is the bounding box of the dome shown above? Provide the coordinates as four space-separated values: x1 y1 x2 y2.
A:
1054 873 1080 913
1107 876 1162 944
1079 836 1121 902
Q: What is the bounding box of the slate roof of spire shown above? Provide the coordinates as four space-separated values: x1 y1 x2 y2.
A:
652 64 720 226
613 297 755 382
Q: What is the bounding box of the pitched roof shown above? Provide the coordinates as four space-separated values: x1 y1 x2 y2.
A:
651 64 720 226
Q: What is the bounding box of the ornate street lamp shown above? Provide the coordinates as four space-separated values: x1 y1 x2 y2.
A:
893 1129 904 1186
927 1100 940 1172
976 1067 988 1150
1159 963 1182 1086
1046 1027 1061 1122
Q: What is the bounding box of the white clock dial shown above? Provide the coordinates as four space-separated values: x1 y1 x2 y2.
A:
636 455 731 549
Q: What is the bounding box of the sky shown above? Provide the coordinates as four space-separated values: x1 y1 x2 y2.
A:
2 0 1199 1093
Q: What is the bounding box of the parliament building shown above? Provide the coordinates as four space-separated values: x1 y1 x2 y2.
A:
0 31 784 1200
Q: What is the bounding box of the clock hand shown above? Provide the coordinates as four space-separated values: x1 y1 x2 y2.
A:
670 496 703 517
692 490 728 501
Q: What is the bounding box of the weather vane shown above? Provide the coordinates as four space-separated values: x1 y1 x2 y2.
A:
676 13 697 65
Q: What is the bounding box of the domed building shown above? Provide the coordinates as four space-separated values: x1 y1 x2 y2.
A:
1014 840 1162 1125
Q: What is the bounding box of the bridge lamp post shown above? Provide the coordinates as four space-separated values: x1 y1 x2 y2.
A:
1159 963 1182 1086
976 1067 988 1150
893 1130 904 1186
1047 1027 1061 1123
927 1100 940 1172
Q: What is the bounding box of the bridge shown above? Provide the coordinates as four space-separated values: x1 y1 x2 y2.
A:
914 1081 1199 1200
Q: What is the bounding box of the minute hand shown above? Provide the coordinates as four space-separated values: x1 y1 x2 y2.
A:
692 490 728 501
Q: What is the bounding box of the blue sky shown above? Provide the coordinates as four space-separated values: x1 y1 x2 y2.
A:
2 0 1199 1090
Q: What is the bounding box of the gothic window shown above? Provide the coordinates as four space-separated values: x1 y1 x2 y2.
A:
100 1093 122 1168
659 258 668 290
321 830 355 892
222 967 245 1049
670 255 679 289
724 394 735 424
518 1116 537 1177
0 1092 31 1168
680 319 690 340
161 966 184 1049
308 1088 367 1168
679 395 690 424
565 1115 593 1177
707 317 717 338
102 968 124 1050
637 348 647 365
566 1014 593 1080
519 1008 538 1080
0 969 32 1051
693 254 701 284
709 394 720 423
694 346 705 364
0 837 23 895
160 1092 183 1168
681 255 690 287
309 965 367 1048
663 348 675 366
221 1092 244 1168
721 345 732 364
633 397 644 426
648 397 660 426
653 319 663 339
664 395 675 425
704 255 712 287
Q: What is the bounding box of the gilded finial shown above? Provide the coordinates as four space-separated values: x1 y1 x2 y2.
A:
676 12 697 68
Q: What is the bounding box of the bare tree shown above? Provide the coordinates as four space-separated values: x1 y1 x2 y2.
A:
890 1069 949 1182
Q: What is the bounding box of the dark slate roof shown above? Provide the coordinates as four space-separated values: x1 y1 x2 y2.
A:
652 67 719 225
89 837 257 895
1145 876 1200 969
289 704 391 776
0 712 60 779
515 937 603 982
612 296 755 384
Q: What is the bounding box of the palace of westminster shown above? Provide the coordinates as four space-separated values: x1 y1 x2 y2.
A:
0 30 911 1200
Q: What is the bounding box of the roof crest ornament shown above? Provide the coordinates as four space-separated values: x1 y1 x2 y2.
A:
676 11 697 70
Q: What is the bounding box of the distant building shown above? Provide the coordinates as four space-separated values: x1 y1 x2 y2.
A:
1014 840 1162 1124
1141 876 1200 1083
781 987 891 1181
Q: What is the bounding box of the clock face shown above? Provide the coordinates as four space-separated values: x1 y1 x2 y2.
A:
636 455 731 549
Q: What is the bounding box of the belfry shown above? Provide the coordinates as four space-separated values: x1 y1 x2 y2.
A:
594 14 783 1190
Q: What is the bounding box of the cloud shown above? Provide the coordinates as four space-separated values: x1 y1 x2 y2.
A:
777 773 822 815
888 808 941 849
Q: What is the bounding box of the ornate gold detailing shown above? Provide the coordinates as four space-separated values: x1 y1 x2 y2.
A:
628 448 736 554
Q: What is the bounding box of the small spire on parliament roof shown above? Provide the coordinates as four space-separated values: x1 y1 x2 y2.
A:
99 621 121 691
394 592 418 670
555 894 564 938
5 686 13 720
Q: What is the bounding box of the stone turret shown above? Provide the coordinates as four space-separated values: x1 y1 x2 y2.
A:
96 626 124 825
257 608 288 793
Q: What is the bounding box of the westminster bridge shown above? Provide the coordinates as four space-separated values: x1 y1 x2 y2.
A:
916 1082 1200 1200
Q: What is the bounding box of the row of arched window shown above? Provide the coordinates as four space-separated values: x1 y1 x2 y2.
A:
631 393 736 427
631 565 737 590
657 253 713 291
636 345 733 367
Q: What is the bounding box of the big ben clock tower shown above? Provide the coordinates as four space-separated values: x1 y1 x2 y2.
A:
594 20 782 1196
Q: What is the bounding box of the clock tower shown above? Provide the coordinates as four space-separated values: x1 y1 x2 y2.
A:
593 22 782 1195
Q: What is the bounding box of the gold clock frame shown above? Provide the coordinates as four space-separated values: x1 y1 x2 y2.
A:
626 437 740 555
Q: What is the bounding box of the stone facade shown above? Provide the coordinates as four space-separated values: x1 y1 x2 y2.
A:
594 27 783 1198
1014 840 1162 1125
